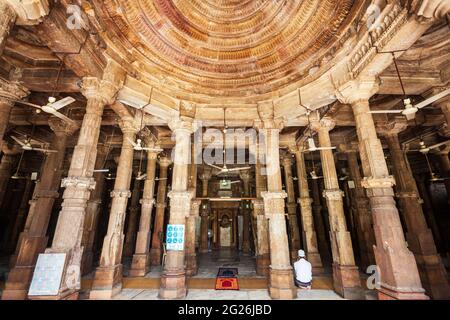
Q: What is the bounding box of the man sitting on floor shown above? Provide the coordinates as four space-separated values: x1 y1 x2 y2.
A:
293 250 312 290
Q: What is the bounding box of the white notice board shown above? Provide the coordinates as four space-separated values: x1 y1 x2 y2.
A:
166 224 185 251
28 253 66 296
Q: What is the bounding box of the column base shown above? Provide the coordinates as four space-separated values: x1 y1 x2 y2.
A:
378 286 429 300
89 264 123 299
185 254 198 276
129 253 150 277
332 263 364 300
150 248 162 266
2 235 48 300
268 267 297 299
199 247 209 254
28 290 79 300
1 266 35 300
416 257 450 300
256 254 270 276
308 252 325 275
81 250 94 276
159 272 187 299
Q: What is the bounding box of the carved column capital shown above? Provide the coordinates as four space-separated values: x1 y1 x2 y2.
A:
361 176 396 189
310 117 336 133
81 77 121 106
140 198 155 207
408 0 450 22
48 117 79 137
190 199 201 217
322 189 345 201
281 154 293 167
5 0 49 25
110 189 132 199
158 157 172 168
336 77 380 105
376 117 408 137
168 117 194 134
61 177 96 190
261 191 287 218
0 78 29 102
118 117 139 135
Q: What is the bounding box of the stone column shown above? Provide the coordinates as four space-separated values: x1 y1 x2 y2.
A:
311 118 361 299
379 122 450 299
281 155 301 260
436 147 450 203
0 0 16 56
337 78 427 300
253 148 270 276
36 66 125 300
123 178 142 258
433 91 450 137
80 145 109 275
257 109 296 299
240 171 252 254
0 79 29 151
342 144 376 270
90 118 137 299
0 146 19 208
2 118 76 300
310 177 331 262
199 170 212 253
186 199 200 276
129 148 158 276
159 118 193 299
149 157 171 265
7 177 34 253
292 147 324 273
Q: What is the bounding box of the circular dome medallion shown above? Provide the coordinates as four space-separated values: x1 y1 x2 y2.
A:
100 0 363 105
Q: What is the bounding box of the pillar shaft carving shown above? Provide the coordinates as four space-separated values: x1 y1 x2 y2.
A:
313 118 361 299
382 130 450 299
281 155 301 258
345 149 376 269
90 126 136 299
130 151 158 277
150 158 171 266
2 123 71 300
293 149 323 273
160 117 193 299
256 114 296 298
337 78 428 300
41 63 125 300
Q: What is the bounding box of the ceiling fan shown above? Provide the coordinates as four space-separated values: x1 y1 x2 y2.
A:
13 96 77 124
128 138 163 152
11 61 77 124
207 108 251 175
11 135 58 154
368 53 450 120
407 139 450 154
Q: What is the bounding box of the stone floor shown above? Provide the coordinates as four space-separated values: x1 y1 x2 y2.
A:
107 289 345 300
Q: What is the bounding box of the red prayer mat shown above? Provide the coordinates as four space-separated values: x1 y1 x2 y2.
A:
215 277 239 290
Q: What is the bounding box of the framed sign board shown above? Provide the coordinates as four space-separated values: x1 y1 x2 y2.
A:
166 224 185 251
28 253 66 296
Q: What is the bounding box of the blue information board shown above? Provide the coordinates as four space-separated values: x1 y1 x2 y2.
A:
166 224 185 251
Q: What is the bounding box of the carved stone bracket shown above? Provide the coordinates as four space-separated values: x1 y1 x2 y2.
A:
261 191 287 218
110 189 132 199
298 197 313 207
361 176 396 189
62 176 96 190
322 189 345 201
140 198 155 207
190 199 201 218
168 190 193 218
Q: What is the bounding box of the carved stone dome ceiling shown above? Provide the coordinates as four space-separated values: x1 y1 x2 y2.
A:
98 0 366 106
